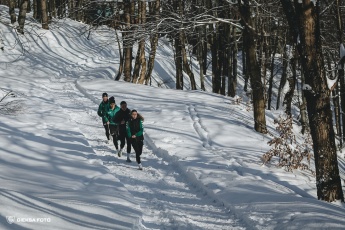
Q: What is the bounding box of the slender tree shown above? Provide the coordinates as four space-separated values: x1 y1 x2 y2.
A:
238 0 267 133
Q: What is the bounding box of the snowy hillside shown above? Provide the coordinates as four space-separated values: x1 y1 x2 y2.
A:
1 6 345 230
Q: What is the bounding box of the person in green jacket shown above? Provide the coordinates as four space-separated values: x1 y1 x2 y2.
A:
126 109 144 170
97 92 110 142
105 96 121 155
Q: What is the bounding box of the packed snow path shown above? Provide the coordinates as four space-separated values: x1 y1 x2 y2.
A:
45 75 244 229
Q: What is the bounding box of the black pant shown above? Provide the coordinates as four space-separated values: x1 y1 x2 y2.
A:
131 138 143 164
103 124 110 140
109 125 119 150
119 126 131 153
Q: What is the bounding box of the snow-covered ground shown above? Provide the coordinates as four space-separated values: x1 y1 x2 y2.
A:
1 6 345 230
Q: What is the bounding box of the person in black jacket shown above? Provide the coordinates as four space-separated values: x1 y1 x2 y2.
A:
114 101 132 162
126 110 144 170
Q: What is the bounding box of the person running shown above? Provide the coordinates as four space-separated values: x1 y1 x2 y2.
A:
114 101 132 162
126 109 144 170
97 92 110 143
105 96 121 155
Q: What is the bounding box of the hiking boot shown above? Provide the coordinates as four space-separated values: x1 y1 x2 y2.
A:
118 148 123 157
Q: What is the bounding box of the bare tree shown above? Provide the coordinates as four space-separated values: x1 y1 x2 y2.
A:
9 0 16 24
280 0 343 202
238 0 267 133
41 0 49 29
18 0 29 34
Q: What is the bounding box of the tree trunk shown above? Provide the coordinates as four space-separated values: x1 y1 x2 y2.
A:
283 58 296 116
9 0 16 24
75 0 83 21
228 24 237 97
115 29 124 81
123 1 133 82
198 24 206 91
68 0 74 19
141 0 160 85
339 58 345 142
33 0 38 19
56 0 63 18
17 0 29 34
181 31 197 90
138 1 147 84
174 0 183 90
276 43 288 110
211 24 221 94
281 0 344 202
175 34 183 90
27 0 31 13
50 0 56 18
132 1 146 84
41 0 49 29
196 0 206 90
239 0 267 133
299 60 308 134
267 35 278 110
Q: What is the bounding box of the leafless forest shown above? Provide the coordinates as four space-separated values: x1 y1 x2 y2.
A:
2 0 345 202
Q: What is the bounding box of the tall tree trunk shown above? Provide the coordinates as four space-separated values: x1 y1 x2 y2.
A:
335 0 344 145
76 0 83 21
175 34 183 90
211 24 221 94
276 42 288 110
41 0 49 29
267 35 278 110
17 0 29 34
123 1 133 82
9 0 16 24
141 0 160 85
33 0 38 19
327 56 341 140
56 0 63 18
239 0 267 133
115 29 124 81
68 0 74 19
299 60 308 134
283 57 296 116
174 0 183 90
197 0 206 90
181 31 197 90
198 23 206 91
132 43 142 83
138 1 147 85
228 23 237 97
132 1 142 84
339 57 345 142
27 0 31 13
281 0 344 202
50 0 56 18
132 1 146 84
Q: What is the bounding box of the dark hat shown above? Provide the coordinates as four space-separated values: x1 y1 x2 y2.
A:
102 92 108 97
109 96 115 104
120 101 127 105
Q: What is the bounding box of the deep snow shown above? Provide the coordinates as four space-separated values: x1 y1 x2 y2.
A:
1 5 345 230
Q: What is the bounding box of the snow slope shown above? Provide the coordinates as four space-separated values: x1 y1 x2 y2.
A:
1 6 345 230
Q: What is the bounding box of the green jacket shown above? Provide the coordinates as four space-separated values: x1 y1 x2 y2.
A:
126 118 144 140
104 106 120 125
98 101 110 123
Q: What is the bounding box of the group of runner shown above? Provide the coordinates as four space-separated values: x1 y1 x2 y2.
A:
97 92 144 170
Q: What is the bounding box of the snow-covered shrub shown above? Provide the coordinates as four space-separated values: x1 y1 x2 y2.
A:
0 89 20 115
262 115 314 173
